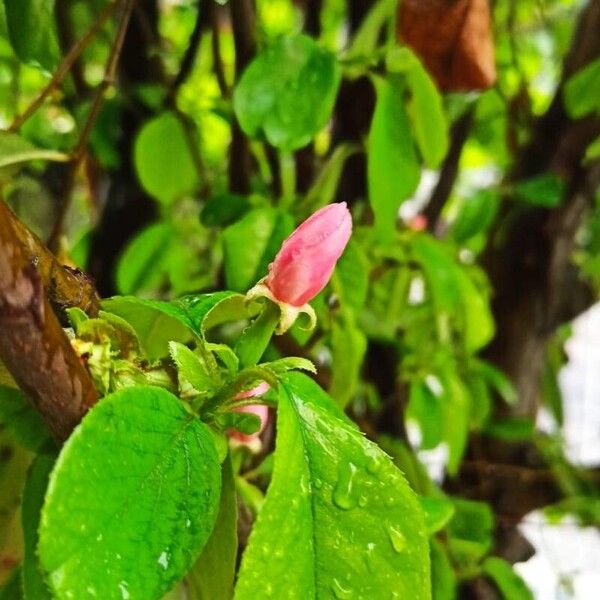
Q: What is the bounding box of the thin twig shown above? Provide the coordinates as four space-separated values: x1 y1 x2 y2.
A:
424 106 475 232
165 0 207 106
72 0 135 162
210 3 229 97
8 1 118 132
48 0 134 250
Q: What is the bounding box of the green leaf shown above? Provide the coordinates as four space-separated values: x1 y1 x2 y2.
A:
233 34 341 151
328 314 367 408
302 143 360 213
419 495 455 534
447 498 494 566
169 341 219 398
188 455 237 600
116 221 176 295
260 357 316 376
201 194 251 228
450 190 499 244
482 557 534 600
102 292 246 360
439 370 471 476
485 418 534 441
563 58 600 119
39 386 221 600
234 372 430 599
512 173 565 208
346 0 396 60
22 451 55 600
222 207 293 292
387 47 448 168
333 240 370 310
430 539 456 600
0 133 69 171
134 112 199 205
407 380 443 450
585 135 600 162
0 385 50 452
3 0 59 70
368 75 420 242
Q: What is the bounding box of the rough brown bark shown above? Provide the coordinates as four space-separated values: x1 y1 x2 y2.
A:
483 0 600 416
0 201 100 319
0 204 97 442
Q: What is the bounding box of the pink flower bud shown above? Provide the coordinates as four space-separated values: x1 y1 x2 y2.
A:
229 383 270 444
265 203 352 307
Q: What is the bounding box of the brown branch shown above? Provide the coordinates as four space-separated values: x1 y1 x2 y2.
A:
0 201 100 318
210 3 229 98
0 203 98 442
424 105 475 232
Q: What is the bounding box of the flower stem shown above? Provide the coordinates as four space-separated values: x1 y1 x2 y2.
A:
235 301 280 368
279 150 296 210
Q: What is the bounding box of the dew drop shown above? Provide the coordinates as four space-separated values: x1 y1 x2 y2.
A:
358 495 368 508
365 542 377 573
314 478 323 490
118 581 130 600
157 551 169 569
333 462 358 510
385 495 398 508
332 577 353 599
365 454 383 476
387 525 406 553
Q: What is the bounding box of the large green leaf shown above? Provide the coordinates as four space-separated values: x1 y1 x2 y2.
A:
134 112 199 205
3 0 59 70
368 75 420 243
222 207 293 292
233 35 340 150
234 372 430 599
39 386 221 600
188 455 237 600
102 292 246 359
22 451 55 600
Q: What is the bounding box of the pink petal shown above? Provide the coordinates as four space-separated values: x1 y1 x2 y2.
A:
266 203 352 306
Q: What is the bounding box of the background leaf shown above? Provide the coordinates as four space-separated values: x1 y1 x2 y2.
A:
134 112 199 205
233 35 340 150
3 0 59 70
368 75 420 242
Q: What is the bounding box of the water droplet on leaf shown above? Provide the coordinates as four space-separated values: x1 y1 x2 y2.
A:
387 525 406 553
332 578 353 599
333 462 358 510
